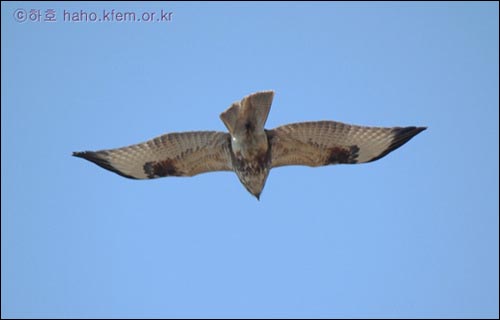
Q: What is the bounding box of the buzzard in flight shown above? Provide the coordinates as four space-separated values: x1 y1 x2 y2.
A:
73 91 426 199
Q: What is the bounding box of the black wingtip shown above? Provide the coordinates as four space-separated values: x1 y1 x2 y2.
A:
72 150 101 161
369 126 427 162
72 151 86 158
72 150 138 180
72 150 108 168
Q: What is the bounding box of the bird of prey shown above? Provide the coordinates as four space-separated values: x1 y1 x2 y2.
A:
73 91 426 199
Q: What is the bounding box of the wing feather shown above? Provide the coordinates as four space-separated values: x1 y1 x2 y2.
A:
73 131 233 179
267 121 426 168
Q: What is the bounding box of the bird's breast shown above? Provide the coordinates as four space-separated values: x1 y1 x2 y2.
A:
230 133 270 173
230 131 268 159
229 139 271 199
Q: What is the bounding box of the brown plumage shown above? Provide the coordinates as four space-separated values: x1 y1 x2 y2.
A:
73 91 426 199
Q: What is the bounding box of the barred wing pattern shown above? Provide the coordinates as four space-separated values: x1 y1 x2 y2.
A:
267 121 426 168
73 131 232 179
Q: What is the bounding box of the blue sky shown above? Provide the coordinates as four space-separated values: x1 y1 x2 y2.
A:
1 2 498 318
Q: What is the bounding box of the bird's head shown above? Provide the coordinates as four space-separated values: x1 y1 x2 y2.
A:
238 169 270 200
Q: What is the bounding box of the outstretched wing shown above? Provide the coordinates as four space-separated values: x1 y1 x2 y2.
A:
73 131 233 179
267 121 426 168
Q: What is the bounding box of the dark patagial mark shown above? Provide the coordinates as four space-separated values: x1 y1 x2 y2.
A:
368 126 427 162
326 145 360 164
72 151 138 179
143 159 182 178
